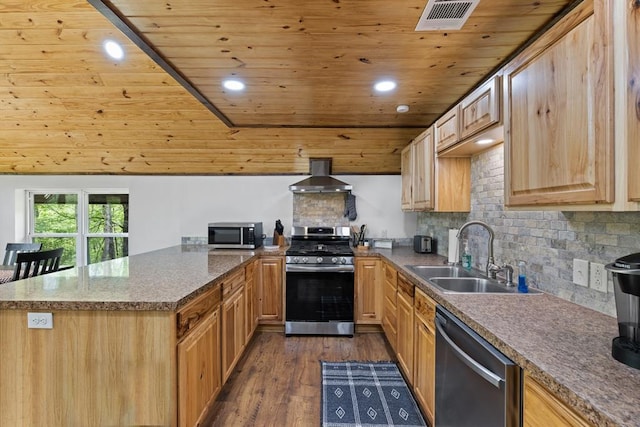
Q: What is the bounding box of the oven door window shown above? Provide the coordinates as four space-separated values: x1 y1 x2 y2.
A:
286 271 354 322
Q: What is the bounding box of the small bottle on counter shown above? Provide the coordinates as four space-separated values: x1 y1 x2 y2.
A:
461 240 472 270
518 261 529 293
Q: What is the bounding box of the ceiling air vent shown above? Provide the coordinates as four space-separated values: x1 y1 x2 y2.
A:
415 0 481 31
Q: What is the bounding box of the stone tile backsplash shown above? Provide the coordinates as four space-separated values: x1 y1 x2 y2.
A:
418 145 640 316
292 193 349 227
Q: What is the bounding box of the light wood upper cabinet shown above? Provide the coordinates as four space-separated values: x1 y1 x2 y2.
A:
435 106 460 153
401 127 469 212
503 0 614 206
523 372 593 427
413 289 436 426
460 75 501 140
401 129 434 211
258 256 284 323
401 143 414 210
355 258 383 324
625 1 640 202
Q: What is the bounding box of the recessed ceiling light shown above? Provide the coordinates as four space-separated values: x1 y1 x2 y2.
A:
476 138 494 145
103 40 124 60
374 80 397 92
396 105 409 113
223 79 245 91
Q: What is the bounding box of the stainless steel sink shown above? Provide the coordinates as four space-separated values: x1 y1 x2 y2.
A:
405 265 540 294
405 265 476 279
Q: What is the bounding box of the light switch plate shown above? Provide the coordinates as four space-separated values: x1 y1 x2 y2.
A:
27 312 53 329
572 259 589 287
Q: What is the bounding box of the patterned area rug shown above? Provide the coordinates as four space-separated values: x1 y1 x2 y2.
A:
321 361 427 427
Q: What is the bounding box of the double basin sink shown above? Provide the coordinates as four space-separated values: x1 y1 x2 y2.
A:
405 265 540 294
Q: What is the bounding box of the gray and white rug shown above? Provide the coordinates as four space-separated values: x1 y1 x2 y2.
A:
321 361 427 427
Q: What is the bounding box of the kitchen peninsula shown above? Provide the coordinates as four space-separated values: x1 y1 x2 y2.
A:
1 245 639 427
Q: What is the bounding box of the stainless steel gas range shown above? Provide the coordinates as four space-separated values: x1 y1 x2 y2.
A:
285 226 354 336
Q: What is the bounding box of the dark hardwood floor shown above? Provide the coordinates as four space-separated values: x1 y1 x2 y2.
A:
203 331 395 426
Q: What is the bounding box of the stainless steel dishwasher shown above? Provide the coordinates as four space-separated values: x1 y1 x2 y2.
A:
434 306 521 427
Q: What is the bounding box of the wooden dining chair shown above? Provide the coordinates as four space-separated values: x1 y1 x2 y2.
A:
12 248 64 281
2 242 42 266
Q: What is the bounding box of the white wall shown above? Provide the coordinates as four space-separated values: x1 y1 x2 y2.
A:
0 175 417 256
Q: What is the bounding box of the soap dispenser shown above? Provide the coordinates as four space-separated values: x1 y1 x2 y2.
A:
461 240 472 271
518 261 528 293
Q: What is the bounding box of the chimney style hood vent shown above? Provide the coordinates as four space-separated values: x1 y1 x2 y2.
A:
289 158 353 193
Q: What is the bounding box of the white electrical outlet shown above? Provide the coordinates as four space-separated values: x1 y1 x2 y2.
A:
27 312 53 329
589 262 608 292
572 259 589 287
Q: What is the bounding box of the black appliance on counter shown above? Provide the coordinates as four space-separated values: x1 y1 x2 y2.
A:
414 235 435 253
606 253 640 370
285 226 354 336
208 222 264 249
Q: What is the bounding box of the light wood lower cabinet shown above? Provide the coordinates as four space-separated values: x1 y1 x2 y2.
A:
413 289 436 426
258 256 284 323
355 258 383 324
222 285 245 383
381 261 398 352
245 259 258 342
523 373 593 427
178 309 221 427
396 273 414 383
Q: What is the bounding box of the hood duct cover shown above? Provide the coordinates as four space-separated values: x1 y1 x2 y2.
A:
289 158 353 193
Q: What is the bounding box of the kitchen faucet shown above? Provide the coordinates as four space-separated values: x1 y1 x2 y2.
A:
456 220 498 278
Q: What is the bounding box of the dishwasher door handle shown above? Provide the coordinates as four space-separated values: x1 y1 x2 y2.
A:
435 316 504 389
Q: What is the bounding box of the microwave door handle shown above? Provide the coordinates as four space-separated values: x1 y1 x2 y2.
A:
435 316 503 389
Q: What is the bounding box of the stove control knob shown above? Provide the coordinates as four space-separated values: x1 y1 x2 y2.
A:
341 258 347 264
302 257 308 264
331 257 338 264
316 257 323 264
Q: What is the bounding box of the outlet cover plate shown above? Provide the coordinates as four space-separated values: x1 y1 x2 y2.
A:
590 262 608 292
27 312 53 329
573 259 589 287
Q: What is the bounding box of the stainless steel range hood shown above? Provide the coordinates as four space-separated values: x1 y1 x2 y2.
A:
289 158 352 193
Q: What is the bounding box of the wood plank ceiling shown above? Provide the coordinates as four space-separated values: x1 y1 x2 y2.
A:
0 0 575 175
92 0 576 128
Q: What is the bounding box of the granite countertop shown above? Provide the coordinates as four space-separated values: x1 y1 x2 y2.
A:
1 244 637 425
369 246 639 427
0 245 268 311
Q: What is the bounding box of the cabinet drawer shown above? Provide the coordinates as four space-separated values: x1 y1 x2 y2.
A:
222 268 245 299
397 274 414 300
384 262 398 287
177 284 222 340
414 289 436 328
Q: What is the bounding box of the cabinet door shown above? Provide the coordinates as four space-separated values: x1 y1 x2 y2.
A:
355 258 382 324
435 106 460 153
460 76 501 140
503 0 613 206
222 288 244 383
245 260 258 342
413 318 435 426
412 129 434 210
628 2 640 202
413 289 436 425
396 275 414 384
258 256 283 322
382 262 398 351
401 143 414 210
177 309 221 427
523 373 592 427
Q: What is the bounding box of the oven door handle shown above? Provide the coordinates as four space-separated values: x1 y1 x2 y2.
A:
435 316 503 389
286 265 355 273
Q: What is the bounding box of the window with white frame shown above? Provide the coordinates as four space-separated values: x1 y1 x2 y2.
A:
27 190 129 267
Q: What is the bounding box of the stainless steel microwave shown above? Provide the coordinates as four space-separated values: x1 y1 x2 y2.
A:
208 222 264 249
